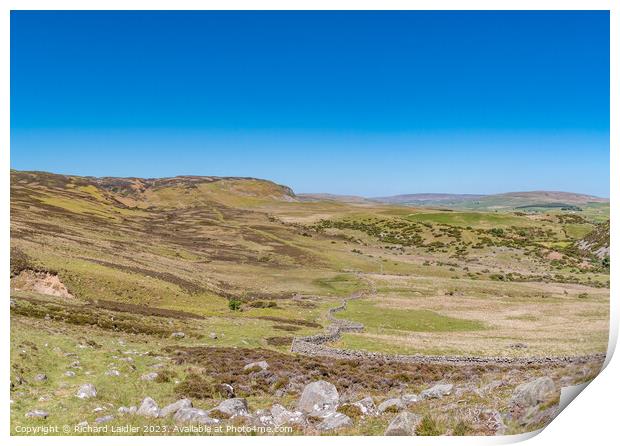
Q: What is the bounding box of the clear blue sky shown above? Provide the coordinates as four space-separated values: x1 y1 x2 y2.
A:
11 11 609 197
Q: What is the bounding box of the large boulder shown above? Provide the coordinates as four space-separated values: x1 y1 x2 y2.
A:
384 412 422 436
297 380 339 416
317 412 352 431
420 383 453 399
271 404 306 427
75 383 97 399
213 398 249 418
378 397 404 414
511 377 556 407
160 399 192 417
174 407 219 424
136 397 160 418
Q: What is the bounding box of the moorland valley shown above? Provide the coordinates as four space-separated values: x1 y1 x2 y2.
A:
10 170 610 435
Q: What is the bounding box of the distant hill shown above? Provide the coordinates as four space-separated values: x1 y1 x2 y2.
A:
371 191 608 211
298 193 375 204
372 193 486 205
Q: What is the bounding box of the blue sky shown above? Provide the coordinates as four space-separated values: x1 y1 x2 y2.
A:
10 11 609 197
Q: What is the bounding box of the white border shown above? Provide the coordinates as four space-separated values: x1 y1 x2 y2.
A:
1 2 616 445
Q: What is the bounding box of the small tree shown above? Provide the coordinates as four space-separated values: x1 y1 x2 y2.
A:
228 299 242 311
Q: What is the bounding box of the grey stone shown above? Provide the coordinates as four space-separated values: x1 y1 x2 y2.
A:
511 377 556 407
378 397 405 414
402 394 419 404
317 412 352 431
352 396 376 416
174 407 219 424
160 399 192 417
140 372 159 381
118 406 137 415
64 371 76 377
34 373 48 382
105 369 121 377
213 398 249 417
270 404 306 427
95 415 114 424
297 380 339 416
243 361 269 372
25 409 49 419
209 332 218 339
385 411 422 436
136 397 160 418
171 332 185 338
420 383 454 399
75 383 97 399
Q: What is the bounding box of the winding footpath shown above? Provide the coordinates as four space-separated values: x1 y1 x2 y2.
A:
291 276 605 367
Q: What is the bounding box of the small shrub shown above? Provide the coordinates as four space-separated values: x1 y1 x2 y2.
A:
416 415 441 436
208 409 231 420
337 404 363 419
155 369 177 383
453 420 471 436
577 293 589 299
228 299 242 311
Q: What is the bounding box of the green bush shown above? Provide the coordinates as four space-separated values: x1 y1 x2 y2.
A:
228 299 242 311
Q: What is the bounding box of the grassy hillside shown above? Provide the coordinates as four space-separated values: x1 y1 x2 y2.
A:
10 170 609 435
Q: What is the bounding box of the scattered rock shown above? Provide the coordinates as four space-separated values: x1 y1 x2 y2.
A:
136 397 160 418
64 371 76 378
509 343 528 349
352 396 376 416
209 332 218 339
218 383 235 398
174 407 219 424
271 404 306 427
297 380 339 416
401 394 419 405
317 412 352 431
95 415 114 424
118 406 137 415
384 411 422 436
511 377 556 407
160 399 192 417
243 361 269 372
480 409 506 435
76 421 88 428
213 398 249 418
34 374 48 382
171 332 185 338
105 369 121 377
93 407 105 413
141 372 159 381
25 409 49 419
420 383 453 399
253 409 275 427
75 383 97 399
378 397 404 414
